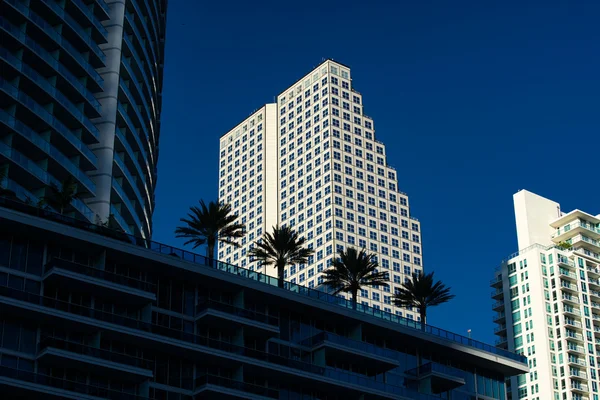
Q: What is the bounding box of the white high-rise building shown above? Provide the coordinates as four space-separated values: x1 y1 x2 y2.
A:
492 189 600 400
218 60 423 317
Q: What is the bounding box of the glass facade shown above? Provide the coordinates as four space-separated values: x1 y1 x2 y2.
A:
0 201 527 399
0 0 167 239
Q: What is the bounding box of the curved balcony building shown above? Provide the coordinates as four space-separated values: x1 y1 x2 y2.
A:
0 0 168 239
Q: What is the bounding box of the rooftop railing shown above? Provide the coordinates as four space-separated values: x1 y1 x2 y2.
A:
0 197 527 365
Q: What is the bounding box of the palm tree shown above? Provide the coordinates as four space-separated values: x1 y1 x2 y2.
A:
247 225 313 288
322 247 389 310
175 200 245 262
393 271 455 331
41 176 81 214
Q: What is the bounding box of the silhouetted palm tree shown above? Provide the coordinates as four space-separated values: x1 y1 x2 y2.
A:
175 200 245 262
247 225 313 288
41 176 81 214
322 247 389 309
393 271 455 330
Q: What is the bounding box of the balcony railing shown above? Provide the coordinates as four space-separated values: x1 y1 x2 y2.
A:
300 331 399 360
194 374 278 398
0 365 146 400
44 258 156 293
196 299 279 327
39 337 153 370
0 197 528 365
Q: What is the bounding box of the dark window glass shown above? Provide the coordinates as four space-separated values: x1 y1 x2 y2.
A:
19 327 36 354
0 354 17 368
24 280 40 295
9 239 26 271
7 275 24 291
2 322 20 350
26 242 43 276
0 234 10 267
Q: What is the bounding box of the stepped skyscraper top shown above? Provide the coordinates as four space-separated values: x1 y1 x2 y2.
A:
218 60 423 316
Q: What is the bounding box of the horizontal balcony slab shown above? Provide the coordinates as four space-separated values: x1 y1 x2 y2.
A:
43 259 155 305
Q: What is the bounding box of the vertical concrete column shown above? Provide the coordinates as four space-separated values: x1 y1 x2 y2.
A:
87 0 126 223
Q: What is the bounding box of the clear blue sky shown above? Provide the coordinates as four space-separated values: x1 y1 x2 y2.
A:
152 0 600 345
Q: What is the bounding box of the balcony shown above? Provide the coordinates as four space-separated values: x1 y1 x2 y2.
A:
0 365 146 400
589 278 600 288
571 235 600 252
300 332 400 372
37 337 153 380
494 325 507 336
561 281 578 292
566 344 585 355
558 256 576 268
588 266 600 276
195 299 279 336
563 306 582 318
552 220 600 242
490 275 503 288
495 337 508 348
562 295 580 305
42 258 155 305
493 312 506 324
566 331 584 342
571 382 589 393
590 290 600 300
560 269 578 281
491 288 504 300
568 357 587 367
492 300 505 311
570 370 588 380
193 374 279 399
565 320 583 330
405 363 466 394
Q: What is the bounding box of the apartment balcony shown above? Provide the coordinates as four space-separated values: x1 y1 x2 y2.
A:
42 258 156 305
490 275 503 288
552 221 600 243
493 312 506 324
587 266 600 277
572 235 600 252
589 278 600 289
405 362 466 394
566 330 584 342
567 357 587 367
494 325 507 336
37 337 153 381
559 269 578 281
569 370 588 380
565 320 583 331
195 299 280 337
564 307 582 318
590 290 600 301
491 288 504 300
193 374 279 399
0 365 147 400
300 332 400 372
571 382 589 394
558 256 576 268
561 281 579 293
492 300 505 311
567 344 585 356
495 337 508 348
562 295 580 305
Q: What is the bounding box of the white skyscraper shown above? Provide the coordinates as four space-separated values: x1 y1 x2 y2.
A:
218 60 423 318
492 189 600 400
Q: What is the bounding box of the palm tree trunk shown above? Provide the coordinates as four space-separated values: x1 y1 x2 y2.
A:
351 288 358 310
420 307 426 332
207 237 215 267
277 263 285 288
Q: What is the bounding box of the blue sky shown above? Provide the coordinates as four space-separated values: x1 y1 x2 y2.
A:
152 0 600 345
